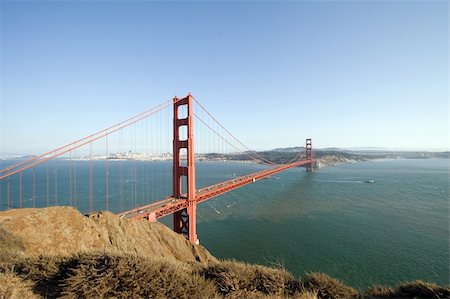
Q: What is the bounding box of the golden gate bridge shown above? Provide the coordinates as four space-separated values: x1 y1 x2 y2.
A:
0 94 314 244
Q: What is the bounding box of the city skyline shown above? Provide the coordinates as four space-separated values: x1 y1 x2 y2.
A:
1 1 448 156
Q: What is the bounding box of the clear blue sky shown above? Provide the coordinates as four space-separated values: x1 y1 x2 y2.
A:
1 1 448 155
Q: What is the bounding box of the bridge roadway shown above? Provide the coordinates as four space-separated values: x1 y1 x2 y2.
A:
117 159 314 221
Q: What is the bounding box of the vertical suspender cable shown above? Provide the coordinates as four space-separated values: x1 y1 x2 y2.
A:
7 178 10 209
165 106 169 198
158 110 161 199
46 165 49 206
145 116 149 202
130 126 134 208
106 133 109 211
135 125 138 207
142 118 145 203
74 149 77 208
19 171 22 208
54 157 58 206
151 113 154 201
69 150 72 206
120 130 124 211
141 117 144 204
89 140 93 212
133 160 137 209
33 169 36 208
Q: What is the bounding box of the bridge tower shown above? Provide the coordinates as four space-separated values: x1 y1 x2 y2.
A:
173 94 198 244
306 138 313 172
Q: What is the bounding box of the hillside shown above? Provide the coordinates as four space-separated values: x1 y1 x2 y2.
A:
0 206 213 264
1 207 448 298
216 148 448 168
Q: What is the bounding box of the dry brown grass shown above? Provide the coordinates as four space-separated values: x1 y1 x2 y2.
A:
0 270 40 299
302 272 359 299
294 291 319 299
8 255 76 298
1 251 449 299
365 280 450 298
395 280 450 298
203 260 302 298
0 227 24 255
0 252 219 298
364 285 395 298
60 253 218 298
0 252 322 299
0 226 25 270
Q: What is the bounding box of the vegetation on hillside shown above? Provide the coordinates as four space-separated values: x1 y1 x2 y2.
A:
0 252 448 299
1 207 448 298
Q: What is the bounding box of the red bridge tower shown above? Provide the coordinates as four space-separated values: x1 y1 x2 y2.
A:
172 94 198 244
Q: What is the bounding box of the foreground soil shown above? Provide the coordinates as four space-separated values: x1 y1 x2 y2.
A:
1 207 448 298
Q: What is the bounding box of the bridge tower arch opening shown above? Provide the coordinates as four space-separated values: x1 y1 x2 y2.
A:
173 94 198 244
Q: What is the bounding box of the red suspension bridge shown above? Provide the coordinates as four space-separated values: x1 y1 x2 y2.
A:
0 94 315 244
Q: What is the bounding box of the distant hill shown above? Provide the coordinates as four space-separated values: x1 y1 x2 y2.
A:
269 147 449 162
272 146 305 153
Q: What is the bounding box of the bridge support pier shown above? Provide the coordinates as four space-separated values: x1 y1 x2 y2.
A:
306 138 313 172
173 94 198 244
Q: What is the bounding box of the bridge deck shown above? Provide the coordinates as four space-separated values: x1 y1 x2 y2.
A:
117 159 314 221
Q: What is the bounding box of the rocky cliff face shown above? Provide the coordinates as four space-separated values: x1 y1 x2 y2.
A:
0 206 215 264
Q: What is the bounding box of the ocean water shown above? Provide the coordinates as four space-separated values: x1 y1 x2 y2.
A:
0 158 448 289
